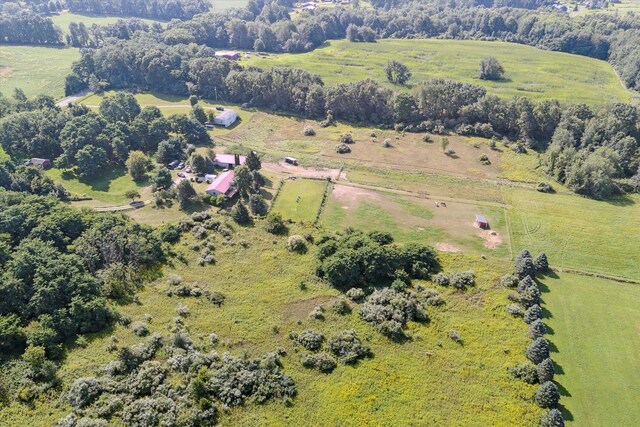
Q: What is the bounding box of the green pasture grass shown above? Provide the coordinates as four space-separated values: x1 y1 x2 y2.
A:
210 0 249 11
49 11 164 35
0 45 80 99
541 272 640 426
270 178 328 222
571 0 640 15
0 145 8 161
45 167 152 205
83 91 255 136
245 39 632 105
321 184 510 258
505 188 640 280
0 219 543 425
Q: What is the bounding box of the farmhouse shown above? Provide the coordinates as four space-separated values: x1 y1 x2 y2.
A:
475 214 489 229
24 158 51 169
205 170 237 198
214 51 240 60
214 109 238 127
214 153 246 168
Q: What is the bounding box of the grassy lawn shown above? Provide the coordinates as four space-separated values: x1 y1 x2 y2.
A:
0 145 8 161
0 45 80 99
245 39 632 105
270 178 328 222
321 184 511 258
0 221 542 426
541 272 640 426
50 11 164 35
45 167 152 205
505 188 640 280
210 0 248 11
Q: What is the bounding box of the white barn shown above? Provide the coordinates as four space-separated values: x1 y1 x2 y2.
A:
214 109 238 127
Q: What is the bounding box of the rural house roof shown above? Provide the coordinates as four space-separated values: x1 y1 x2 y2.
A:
475 215 487 223
215 109 237 121
206 170 235 195
29 158 50 165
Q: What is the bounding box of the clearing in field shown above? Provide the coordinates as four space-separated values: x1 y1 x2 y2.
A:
505 188 640 280
322 183 510 257
270 178 328 222
245 39 632 105
0 45 80 99
541 272 640 426
49 11 164 34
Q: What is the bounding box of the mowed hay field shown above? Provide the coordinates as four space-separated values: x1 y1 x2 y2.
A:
0 45 80 99
270 178 328 222
504 188 640 280
50 11 164 35
0 222 543 426
541 273 640 426
245 39 633 105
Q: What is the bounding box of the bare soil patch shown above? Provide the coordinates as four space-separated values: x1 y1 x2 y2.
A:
331 184 381 204
284 296 335 319
472 222 503 249
262 161 340 180
435 242 463 253
0 67 13 76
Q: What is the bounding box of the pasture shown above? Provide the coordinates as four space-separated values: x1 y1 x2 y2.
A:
541 273 640 426
505 189 640 280
321 184 510 257
50 11 164 34
270 178 328 222
0 221 543 426
0 45 80 99
245 39 632 105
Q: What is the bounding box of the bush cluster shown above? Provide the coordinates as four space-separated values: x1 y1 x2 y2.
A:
327 330 371 364
296 330 324 351
286 235 307 253
508 362 539 384
300 352 337 373
360 288 429 341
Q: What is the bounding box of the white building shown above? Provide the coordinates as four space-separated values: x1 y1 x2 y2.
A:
214 109 238 127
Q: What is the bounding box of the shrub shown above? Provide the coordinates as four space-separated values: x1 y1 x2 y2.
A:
360 288 428 340
506 304 523 317
515 249 536 278
231 203 251 225
529 319 547 339
300 352 337 373
508 362 539 384
534 253 549 272
76 418 108 427
332 298 351 315
422 134 432 143
433 272 450 286
536 182 554 193
448 330 462 344
303 126 315 136
167 275 182 286
479 154 491 165
297 330 324 351
340 133 354 144
520 283 542 308
382 139 392 148
128 361 167 396
540 408 565 427
500 274 519 288
535 381 560 408
67 377 100 408
335 143 351 154
537 358 555 383
346 288 365 302
286 235 307 253
450 271 475 289
309 305 324 320
328 330 371 364
527 337 550 364
524 304 543 324
390 278 408 292
518 276 535 293
131 321 149 337
176 303 189 317
264 212 287 234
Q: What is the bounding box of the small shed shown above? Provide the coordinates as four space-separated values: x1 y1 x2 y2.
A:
204 174 217 183
214 153 246 168
475 214 489 229
214 109 237 127
215 51 240 60
168 160 180 169
284 156 298 165
26 158 51 169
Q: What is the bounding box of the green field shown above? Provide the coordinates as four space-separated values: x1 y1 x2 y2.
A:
50 11 164 35
0 45 80 99
270 178 328 222
45 167 152 205
245 39 632 105
542 273 640 426
505 188 640 280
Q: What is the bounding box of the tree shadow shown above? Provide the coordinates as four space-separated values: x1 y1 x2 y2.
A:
559 404 574 422
604 194 635 207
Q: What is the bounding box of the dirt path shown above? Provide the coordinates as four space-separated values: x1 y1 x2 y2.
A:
262 161 341 180
93 199 152 212
56 89 90 107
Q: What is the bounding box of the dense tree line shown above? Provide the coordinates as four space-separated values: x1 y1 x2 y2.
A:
66 18 157 48
66 0 211 20
0 10 62 44
0 191 166 365
0 93 211 180
0 89 57 119
0 159 65 196
0 0 64 15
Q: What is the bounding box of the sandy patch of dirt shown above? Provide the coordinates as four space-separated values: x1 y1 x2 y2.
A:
331 184 381 204
262 161 340 180
472 223 503 249
435 242 463 253
0 67 13 76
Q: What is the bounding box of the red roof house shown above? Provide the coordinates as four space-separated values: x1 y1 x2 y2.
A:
205 170 237 198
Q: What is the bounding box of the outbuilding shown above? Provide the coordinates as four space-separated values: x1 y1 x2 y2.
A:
215 51 240 60
25 158 51 169
214 153 246 168
205 170 237 198
284 156 298 165
475 214 489 229
214 109 238 127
